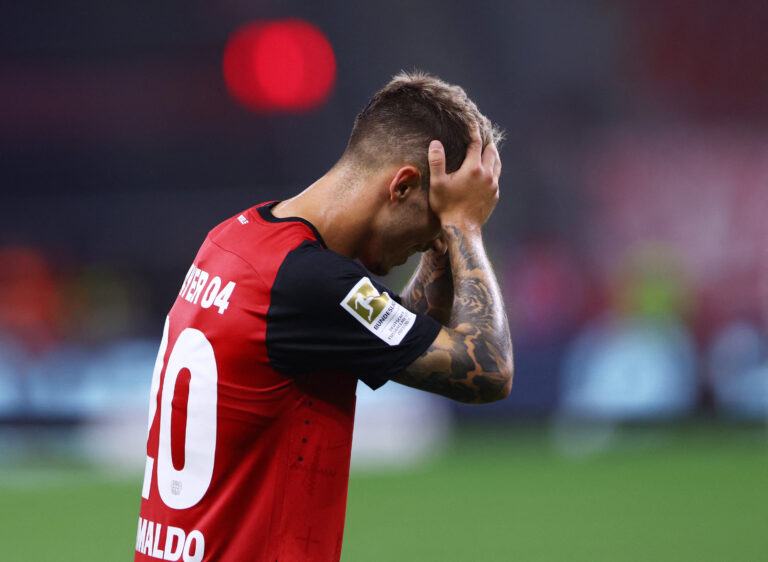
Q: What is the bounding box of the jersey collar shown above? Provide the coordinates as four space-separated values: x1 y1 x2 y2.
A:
257 201 328 249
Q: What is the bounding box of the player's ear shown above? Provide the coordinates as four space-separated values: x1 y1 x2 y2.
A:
388 165 421 202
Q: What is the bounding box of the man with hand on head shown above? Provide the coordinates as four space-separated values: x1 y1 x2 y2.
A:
136 71 513 562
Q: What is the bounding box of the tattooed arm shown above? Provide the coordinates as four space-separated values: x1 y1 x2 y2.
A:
394 224 513 403
393 128 513 403
400 249 453 325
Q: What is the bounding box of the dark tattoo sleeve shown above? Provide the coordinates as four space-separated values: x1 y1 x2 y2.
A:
401 250 453 325
394 225 513 403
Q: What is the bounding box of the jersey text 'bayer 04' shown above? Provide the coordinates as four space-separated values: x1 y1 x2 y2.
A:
135 201 440 561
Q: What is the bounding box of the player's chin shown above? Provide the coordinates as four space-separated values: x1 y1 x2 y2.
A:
369 263 391 276
363 259 391 276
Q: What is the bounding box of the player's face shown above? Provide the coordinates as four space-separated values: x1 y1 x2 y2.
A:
362 190 442 275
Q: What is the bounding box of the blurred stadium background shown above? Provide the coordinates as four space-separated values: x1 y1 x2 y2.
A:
2 1 767 560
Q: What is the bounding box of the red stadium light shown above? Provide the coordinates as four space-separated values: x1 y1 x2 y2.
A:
223 19 336 112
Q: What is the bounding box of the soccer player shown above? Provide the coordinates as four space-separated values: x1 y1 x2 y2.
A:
135 71 513 562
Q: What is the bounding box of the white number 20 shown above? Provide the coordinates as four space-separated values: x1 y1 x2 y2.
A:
142 318 218 510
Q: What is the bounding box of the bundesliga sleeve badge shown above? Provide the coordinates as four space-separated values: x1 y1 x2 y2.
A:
340 277 416 346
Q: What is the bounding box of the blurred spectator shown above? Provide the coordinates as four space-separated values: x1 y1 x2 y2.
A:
0 246 60 353
559 316 698 420
61 265 150 344
609 243 693 323
558 244 698 421
505 238 596 346
706 321 768 419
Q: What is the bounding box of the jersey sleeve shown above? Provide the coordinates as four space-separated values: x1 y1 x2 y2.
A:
265 241 441 389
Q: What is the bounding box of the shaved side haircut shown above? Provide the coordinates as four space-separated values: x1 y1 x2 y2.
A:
342 71 503 189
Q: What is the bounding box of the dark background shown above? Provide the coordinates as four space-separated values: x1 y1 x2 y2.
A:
2 0 768 422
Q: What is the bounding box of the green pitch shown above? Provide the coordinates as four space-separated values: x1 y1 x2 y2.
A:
0 422 766 561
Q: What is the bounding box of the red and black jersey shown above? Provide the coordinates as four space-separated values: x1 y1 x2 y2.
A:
135 201 440 561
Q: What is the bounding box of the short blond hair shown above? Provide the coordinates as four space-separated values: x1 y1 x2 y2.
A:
343 71 503 188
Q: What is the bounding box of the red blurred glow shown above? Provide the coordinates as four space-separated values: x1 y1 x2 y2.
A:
223 19 336 112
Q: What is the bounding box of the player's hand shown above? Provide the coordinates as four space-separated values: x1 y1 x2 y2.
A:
427 123 501 230
430 233 448 255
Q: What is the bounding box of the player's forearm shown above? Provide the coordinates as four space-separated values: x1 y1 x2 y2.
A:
395 224 513 404
401 251 453 325
443 223 513 388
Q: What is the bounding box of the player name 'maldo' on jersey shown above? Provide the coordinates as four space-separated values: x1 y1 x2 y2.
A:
136 517 204 562
178 264 236 314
